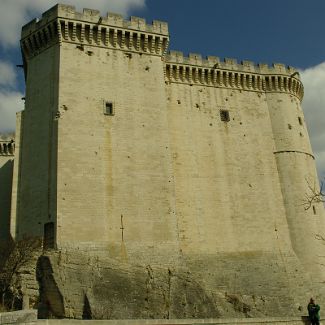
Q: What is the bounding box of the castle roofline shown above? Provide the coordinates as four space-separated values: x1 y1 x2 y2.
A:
165 51 303 100
21 4 169 39
166 50 300 77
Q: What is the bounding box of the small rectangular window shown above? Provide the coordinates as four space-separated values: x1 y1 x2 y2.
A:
104 101 114 116
220 109 230 122
298 116 303 125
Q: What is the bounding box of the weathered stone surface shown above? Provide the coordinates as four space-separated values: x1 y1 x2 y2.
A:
1 3 325 321
0 135 14 243
0 309 37 324
35 250 321 319
35 318 320 325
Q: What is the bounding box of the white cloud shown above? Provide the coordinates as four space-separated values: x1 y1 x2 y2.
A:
0 61 17 88
0 90 23 132
0 60 21 132
0 0 146 132
300 62 325 181
0 0 146 48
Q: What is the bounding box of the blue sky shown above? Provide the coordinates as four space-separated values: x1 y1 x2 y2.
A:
0 0 324 181
142 0 325 69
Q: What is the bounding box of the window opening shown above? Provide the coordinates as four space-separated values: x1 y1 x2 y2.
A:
220 109 230 122
298 116 303 125
104 102 114 115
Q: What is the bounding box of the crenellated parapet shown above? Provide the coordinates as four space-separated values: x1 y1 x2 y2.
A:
21 4 169 60
0 140 15 156
20 5 303 100
165 51 304 100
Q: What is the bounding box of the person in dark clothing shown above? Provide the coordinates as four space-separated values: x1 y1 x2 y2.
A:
308 298 320 325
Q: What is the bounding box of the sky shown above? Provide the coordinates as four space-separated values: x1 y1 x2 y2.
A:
0 0 324 181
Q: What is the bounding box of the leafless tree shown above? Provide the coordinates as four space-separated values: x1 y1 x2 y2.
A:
0 237 41 311
302 179 325 211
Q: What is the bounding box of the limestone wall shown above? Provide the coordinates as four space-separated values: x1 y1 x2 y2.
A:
10 112 22 239
266 92 325 282
0 136 15 241
35 250 312 319
55 42 178 262
33 318 322 325
163 69 321 314
165 81 291 254
17 4 321 264
14 45 60 239
0 310 37 324
12 4 325 320
164 51 325 302
0 311 318 325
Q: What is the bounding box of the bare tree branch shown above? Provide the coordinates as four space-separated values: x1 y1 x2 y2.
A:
302 178 325 210
0 237 41 311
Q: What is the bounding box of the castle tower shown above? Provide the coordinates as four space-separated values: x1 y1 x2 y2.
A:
11 4 325 318
264 67 325 282
17 4 179 262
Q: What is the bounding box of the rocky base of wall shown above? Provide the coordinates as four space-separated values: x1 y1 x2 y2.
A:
19 250 43 310
0 309 37 324
0 312 317 325
35 249 322 320
34 317 318 325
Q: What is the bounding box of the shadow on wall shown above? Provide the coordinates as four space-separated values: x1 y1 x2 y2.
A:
37 256 65 319
0 159 14 242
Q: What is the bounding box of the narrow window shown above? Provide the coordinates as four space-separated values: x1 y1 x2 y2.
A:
220 109 230 122
44 222 55 249
104 102 114 116
313 206 316 215
298 116 303 125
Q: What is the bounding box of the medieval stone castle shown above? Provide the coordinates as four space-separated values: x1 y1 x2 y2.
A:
1 3 325 320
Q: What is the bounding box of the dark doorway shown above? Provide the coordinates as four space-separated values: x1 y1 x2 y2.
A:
43 222 55 249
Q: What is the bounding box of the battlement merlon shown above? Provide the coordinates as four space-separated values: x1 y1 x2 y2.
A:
21 4 169 39
166 50 301 76
21 4 169 62
165 51 303 100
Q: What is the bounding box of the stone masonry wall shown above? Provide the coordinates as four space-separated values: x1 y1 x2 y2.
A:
165 82 291 255
14 45 60 239
0 310 318 325
55 42 178 261
36 249 317 320
266 92 325 282
0 135 14 242
12 4 325 320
